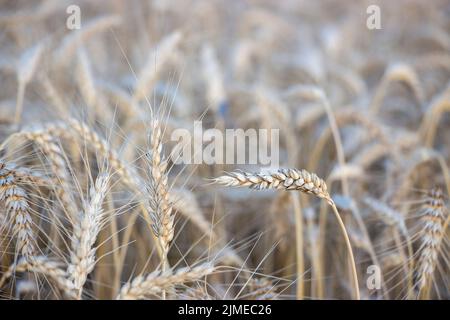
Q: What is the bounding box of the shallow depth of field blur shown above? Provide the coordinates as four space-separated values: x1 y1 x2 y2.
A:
0 0 449 300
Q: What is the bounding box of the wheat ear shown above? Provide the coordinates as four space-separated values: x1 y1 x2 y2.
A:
0 256 76 299
67 173 110 299
416 188 447 299
214 168 360 300
117 263 215 300
21 127 78 221
0 160 36 261
146 119 174 272
215 169 333 205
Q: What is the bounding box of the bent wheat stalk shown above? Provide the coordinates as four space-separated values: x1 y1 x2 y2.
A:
214 168 360 300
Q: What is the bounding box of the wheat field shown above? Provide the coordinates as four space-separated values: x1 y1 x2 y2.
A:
0 0 449 300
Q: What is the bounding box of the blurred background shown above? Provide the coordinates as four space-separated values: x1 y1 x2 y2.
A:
0 0 449 300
